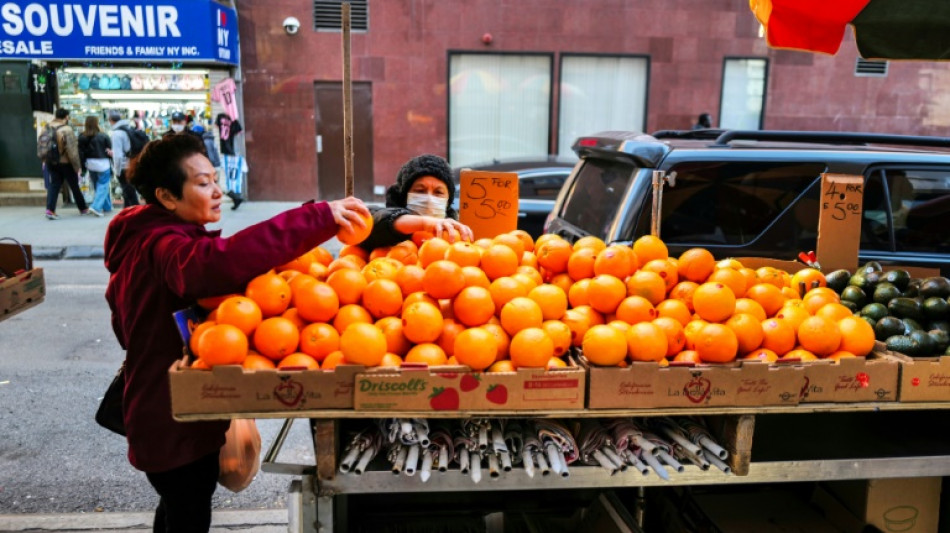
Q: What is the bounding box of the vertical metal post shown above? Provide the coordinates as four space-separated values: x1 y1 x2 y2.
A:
650 170 665 237
341 2 354 198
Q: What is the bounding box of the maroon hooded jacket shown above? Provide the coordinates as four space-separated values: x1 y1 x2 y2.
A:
104 202 336 472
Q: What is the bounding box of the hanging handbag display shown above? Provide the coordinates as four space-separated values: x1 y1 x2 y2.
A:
95 362 126 436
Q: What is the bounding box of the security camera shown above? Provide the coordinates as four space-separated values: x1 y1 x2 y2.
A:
283 16 300 35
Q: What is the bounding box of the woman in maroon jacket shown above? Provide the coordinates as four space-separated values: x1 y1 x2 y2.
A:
104 134 368 532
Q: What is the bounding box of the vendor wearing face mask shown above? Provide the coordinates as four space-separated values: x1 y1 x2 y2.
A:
358 154 474 252
163 112 203 141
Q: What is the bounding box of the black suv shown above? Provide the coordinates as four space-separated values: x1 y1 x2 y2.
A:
545 130 950 276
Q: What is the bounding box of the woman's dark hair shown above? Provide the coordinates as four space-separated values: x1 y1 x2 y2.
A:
82 116 100 137
128 134 208 205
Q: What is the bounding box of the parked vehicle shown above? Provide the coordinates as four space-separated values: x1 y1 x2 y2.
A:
546 130 950 276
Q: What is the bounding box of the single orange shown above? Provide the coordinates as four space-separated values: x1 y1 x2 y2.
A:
387 241 419 265
402 291 439 314
734 298 768 322
632 235 668 264
500 296 544 336
673 350 702 364
453 327 498 371
453 286 496 327
418 237 451 267
527 284 568 321
626 271 667 306
331 304 373 335
327 268 368 306
593 245 636 279
198 324 248 367
683 319 709 350
656 299 692 326
641 258 679 292
422 260 465 300
253 317 301 361
510 229 535 253
790 268 827 297
320 350 345 370
405 343 448 366
567 278 592 308
277 352 321 370
693 322 738 363
826 350 858 362
339 322 387 366
760 318 796 355
692 282 737 323
743 348 778 363
215 296 263 336
755 266 786 288
625 322 668 362
587 274 627 314
435 319 466 356
515 265 544 287
245 272 292 317
379 352 404 367
444 241 482 267
361 257 402 283
802 287 841 315
561 308 592 347
509 327 555 368
582 324 628 366
489 276 530 309
815 302 854 323
567 247 597 281
782 348 819 362
189 320 217 358
361 278 404 319
668 281 699 312
293 280 340 323
615 295 657 325
492 233 525 257
542 319 573 357
725 313 764 354
336 211 374 245
573 235 607 253
480 244 520 280
298 322 341 362
652 316 686 357
837 316 875 357
488 359 516 373
677 248 716 283
375 316 413 356
520 251 539 269
243 353 277 370
745 283 786 317
706 267 747 298
797 315 842 357
401 301 444 343
535 237 572 273
460 265 491 289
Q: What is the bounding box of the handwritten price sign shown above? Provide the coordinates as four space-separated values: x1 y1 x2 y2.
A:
816 173 864 272
459 170 519 240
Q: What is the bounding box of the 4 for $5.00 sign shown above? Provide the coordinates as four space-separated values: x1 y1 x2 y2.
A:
458 170 519 240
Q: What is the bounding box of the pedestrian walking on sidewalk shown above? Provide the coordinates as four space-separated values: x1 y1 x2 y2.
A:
41 108 94 219
108 111 141 208
215 112 245 210
78 115 111 217
103 133 369 532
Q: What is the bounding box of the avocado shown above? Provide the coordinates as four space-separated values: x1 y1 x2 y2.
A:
860 303 889 322
861 261 883 275
903 279 921 298
926 320 950 333
859 315 877 329
824 269 851 294
922 297 950 320
888 297 924 321
903 318 924 334
883 270 912 291
840 300 859 313
872 283 902 305
910 330 937 356
886 335 922 357
875 316 906 341
929 329 950 353
864 270 884 291
840 286 867 308
919 277 950 299
849 273 870 292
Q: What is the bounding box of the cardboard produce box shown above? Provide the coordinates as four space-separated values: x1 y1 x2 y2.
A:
799 352 899 403
875 341 950 402
0 241 45 322
586 359 803 409
169 357 363 418
353 363 585 411
821 478 941 533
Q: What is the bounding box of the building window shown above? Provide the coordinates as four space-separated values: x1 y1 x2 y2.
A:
719 58 767 130
448 53 552 167
558 55 648 157
313 0 368 31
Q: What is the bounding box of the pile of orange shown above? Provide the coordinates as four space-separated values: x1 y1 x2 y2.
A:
188 231 875 372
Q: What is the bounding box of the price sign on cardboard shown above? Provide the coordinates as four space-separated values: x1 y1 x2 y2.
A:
459 170 519 240
816 173 864 272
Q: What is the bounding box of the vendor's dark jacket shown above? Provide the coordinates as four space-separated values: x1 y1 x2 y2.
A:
104 201 336 472
358 206 459 252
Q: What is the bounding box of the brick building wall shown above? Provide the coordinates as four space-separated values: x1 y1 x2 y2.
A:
237 0 950 201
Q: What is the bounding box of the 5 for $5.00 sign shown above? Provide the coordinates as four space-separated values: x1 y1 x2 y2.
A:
458 170 519 240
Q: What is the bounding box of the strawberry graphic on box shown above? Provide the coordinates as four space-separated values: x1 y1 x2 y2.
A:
429 387 460 410
485 384 508 405
684 373 711 404
460 374 481 392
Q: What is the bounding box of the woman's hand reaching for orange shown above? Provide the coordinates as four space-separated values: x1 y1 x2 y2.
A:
328 196 370 234
425 216 474 243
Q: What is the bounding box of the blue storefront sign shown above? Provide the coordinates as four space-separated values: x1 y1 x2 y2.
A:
0 1 239 65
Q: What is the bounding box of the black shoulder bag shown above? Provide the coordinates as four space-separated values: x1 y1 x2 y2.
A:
95 363 126 436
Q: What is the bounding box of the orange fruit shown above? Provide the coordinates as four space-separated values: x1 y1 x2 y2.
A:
790 268 827 297
656 299 692 326
641 258 679 292
379 353 404 367
694 323 738 363
527 284 568 321
683 319 709 350
331 304 373 335
734 298 768 322
435 319 466 356
394 264 426 295
460 265 491 289
488 359 516 373
336 211 374 245
453 327 498 370
401 301 444 343
802 287 841 315
725 313 764 354
573 305 605 327
582 324 628 366
652 316 686 357
306 261 329 280
375 316 412 356
327 268 368 306
197 324 248 367
547 357 568 369
548 273 574 295
293 280 340 323
277 252 316 274
245 272 293 317
775 304 809 331
405 343 448 366
253 317 301 361
573 236 606 253
493 233 526 257
782 348 818 362
816 302 853 323
587 274 627 314
626 271 667 306
632 235 668 264
520 251 538 269
321 350 345 370
361 278 404 319
189 320 217 358
668 281 699 312
482 322 511 361
277 352 321 370
299 322 341 362
326 258 358 277
837 316 875 357
568 278 591 308
706 267 747 298
510 327 555 368
310 246 333 267
369 247 390 261
608 320 631 333
387 241 419 265
479 244 520 280
339 322 387 366
625 322 668 362
593 245 636 279
745 283 786 317
760 318 796 355
673 350 702 364
797 315 842 357
215 296 263 336
755 266 785 288
511 272 540 291
542 320 573 357
444 241 482 267
243 353 277 370
197 293 240 311
677 248 716 283
489 276 530 309
500 296 544 336
422 260 465 299
743 348 778 363
280 307 307 330
418 237 451 267
361 257 402 283
561 308 591 347
615 295 657 325
412 231 435 247
567 247 598 281
535 237 572 273
402 291 439 314
826 350 857 362
453 286 496 326
509 230 534 253
692 282 737 323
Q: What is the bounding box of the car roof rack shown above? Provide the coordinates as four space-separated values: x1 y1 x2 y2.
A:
651 129 726 140
713 130 950 149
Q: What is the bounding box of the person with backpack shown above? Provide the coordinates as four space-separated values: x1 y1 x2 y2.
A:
78 115 112 217
108 111 144 208
39 108 93 220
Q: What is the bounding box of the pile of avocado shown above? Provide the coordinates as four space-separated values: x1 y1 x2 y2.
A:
825 262 950 357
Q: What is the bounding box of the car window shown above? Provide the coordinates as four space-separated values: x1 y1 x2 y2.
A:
520 172 568 200
649 161 825 245
559 159 635 237
889 169 950 253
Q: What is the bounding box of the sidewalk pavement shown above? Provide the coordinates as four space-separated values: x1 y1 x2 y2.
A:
0 509 288 532
0 201 344 260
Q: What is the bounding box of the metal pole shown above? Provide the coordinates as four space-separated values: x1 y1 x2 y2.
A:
341 2 354 198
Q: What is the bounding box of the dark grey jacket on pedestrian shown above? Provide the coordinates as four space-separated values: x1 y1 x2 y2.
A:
78 133 112 171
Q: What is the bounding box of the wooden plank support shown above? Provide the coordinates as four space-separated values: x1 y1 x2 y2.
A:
714 414 755 476
313 419 339 482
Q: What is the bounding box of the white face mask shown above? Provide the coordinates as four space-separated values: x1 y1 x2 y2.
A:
171 124 185 133
406 192 448 218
